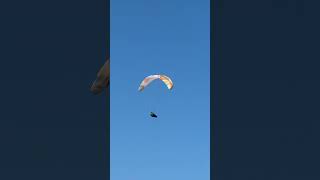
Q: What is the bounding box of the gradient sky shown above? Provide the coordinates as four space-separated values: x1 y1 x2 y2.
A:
111 0 210 179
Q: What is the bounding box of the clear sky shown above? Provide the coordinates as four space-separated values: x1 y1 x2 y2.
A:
111 0 210 179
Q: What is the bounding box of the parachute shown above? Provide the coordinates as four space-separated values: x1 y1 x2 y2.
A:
138 75 173 91
138 74 173 118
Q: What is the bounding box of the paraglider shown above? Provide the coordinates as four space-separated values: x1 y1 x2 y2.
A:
90 58 110 95
138 74 173 118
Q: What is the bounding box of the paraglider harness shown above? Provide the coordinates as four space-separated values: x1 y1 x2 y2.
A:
150 112 157 118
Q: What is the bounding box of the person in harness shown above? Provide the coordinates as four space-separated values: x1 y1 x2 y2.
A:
150 112 158 118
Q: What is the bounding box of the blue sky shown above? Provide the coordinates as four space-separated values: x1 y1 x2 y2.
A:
111 0 210 179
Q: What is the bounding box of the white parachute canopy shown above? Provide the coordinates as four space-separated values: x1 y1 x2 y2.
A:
138 75 173 91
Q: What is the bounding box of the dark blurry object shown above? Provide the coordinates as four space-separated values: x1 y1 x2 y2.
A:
90 58 110 95
150 112 157 118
